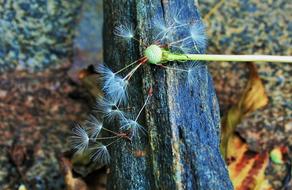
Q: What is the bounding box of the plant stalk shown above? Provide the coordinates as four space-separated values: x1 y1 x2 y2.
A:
162 51 292 63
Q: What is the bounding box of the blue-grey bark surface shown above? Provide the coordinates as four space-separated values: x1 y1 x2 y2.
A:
103 0 233 189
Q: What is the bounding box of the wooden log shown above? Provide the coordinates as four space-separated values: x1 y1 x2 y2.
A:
103 0 233 189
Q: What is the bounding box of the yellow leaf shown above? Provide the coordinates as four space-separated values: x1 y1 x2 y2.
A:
220 63 272 189
227 135 272 190
220 63 268 159
238 64 268 115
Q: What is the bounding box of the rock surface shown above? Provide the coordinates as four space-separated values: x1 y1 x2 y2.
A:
0 0 83 72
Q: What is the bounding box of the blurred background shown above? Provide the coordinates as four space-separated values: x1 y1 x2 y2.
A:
0 0 291 189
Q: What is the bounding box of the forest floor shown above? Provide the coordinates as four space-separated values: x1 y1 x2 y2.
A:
0 63 91 189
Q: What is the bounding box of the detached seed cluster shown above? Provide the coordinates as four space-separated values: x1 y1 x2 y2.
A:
69 8 207 164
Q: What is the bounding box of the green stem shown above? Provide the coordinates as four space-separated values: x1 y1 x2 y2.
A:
162 51 292 63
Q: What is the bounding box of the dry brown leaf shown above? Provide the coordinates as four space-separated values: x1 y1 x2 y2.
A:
220 63 268 159
227 135 272 190
237 63 268 115
220 63 272 189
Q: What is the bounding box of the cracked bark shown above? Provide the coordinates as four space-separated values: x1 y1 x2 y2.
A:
103 0 233 189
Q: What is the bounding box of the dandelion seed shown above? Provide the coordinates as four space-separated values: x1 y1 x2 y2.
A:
114 24 134 39
180 46 193 54
84 114 103 139
106 76 128 103
97 64 128 103
172 8 185 24
69 123 89 153
119 88 152 137
158 64 189 73
97 64 115 88
120 118 145 137
152 16 174 41
152 15 167 32
187 62 201 86
171 40 194 54
93 97 125 121
189 22 207 51
180 39 197 54
89 143 111 165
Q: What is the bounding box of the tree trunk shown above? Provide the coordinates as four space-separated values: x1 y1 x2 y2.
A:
103 0 233 189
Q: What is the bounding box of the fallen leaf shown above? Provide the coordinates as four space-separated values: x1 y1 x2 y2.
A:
220 63 272 189
220 63 268 159
227 135 272 190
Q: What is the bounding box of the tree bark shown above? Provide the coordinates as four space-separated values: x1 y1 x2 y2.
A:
103 0 233 189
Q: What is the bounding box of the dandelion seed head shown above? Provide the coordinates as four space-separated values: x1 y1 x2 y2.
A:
114 24 134 39
144 44 162 64
189 22 207 51
69 124 89 153
85 114 103 139
89 143 111 165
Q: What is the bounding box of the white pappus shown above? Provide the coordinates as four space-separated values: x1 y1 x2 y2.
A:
97 64 128 103
84 114 103 139
114 23 134 39
93 96 126 121
89 143 111 165
69 123 90 153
